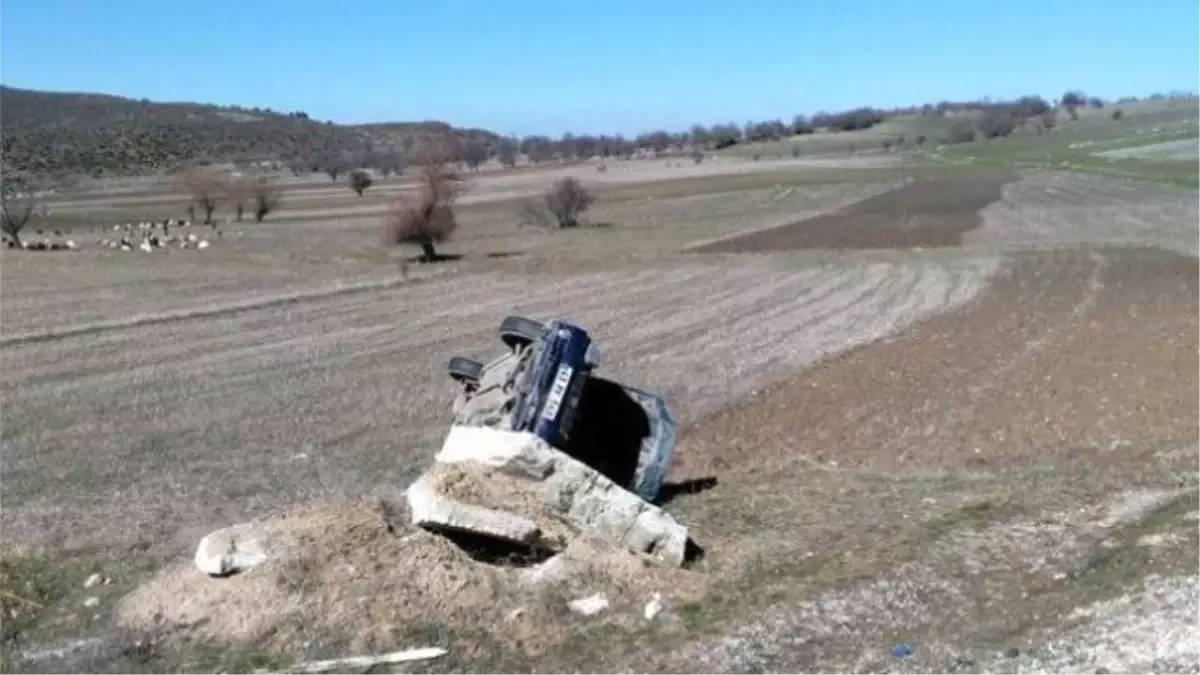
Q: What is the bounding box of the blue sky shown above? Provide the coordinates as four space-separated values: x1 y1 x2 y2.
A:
2 0 1197 136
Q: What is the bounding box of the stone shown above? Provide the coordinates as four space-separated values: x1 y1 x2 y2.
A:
430 426 690 566
83 573 102 589
567 593 609 616
194 528 269 577
407 474 542 545
644 592 663 620
82 597 100 608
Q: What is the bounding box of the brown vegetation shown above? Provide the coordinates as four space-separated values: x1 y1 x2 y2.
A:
175 167 227 226
349 169 373 197
1 148 39 244
380 138 464 261
545 177 595 228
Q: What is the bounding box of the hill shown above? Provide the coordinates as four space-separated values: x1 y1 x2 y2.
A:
0 86 501 177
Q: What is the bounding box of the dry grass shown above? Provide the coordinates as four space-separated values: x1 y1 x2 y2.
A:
116 500 707 660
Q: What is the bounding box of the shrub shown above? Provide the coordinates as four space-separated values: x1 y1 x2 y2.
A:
945 122 978 144
691 149 704 164
349 169 373 196
544 177 594 228
251 177 280 222
380 138 463 261
978 109 1019 138
1111 109 1124 121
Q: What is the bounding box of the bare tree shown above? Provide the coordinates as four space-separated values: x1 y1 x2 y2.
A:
380 137 464 261
377 150 405 177
544 177 594 228
462 141 489 171
496 137 518 168
1 170 38 246
177 167 227 226
349 169 373 196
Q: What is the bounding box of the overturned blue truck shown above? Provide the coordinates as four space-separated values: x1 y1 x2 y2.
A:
446 316 678 503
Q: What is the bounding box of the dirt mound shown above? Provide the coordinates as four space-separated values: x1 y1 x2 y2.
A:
692 173 1014 252
673 247 1199 475
116 500 705 658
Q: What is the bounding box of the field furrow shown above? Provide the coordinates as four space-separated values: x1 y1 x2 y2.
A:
1 255 997 551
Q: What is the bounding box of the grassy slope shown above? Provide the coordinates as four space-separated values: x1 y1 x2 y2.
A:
932 101 1199 189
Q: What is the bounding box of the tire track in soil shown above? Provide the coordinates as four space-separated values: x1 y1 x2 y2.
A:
692 172 1016 253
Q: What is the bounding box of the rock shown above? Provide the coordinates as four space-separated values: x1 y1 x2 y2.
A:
83 573 102 589
644 592 663 620
194 528 269 577
82 597 100 608
567 593 609 616
430 426 690 566
407 474 542 545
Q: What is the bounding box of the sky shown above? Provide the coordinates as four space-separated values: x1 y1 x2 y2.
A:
2 0 1197 137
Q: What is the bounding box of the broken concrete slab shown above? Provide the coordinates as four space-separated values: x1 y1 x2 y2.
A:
418 426 690 566
407 473 543 546
194 527 270 577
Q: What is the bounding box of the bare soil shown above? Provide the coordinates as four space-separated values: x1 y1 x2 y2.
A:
694 173 1015 252
115 500 707 660
0 253 993 553
3 164 1196 673
673 246 1198 476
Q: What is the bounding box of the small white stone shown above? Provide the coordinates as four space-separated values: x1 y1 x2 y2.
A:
83 573 102 589
567 593 609 617
643 593 663 621
82 597 100 608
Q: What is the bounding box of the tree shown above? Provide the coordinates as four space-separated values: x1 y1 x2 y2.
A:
380 137 464 262
1 167 38 246
462 141 489 171
791 115 815 135
1060 91 1087 108
322 155 348 182
377 150 405 177
176 167 227 226
496 137 518 168
349 169 373 196
251 177 280 222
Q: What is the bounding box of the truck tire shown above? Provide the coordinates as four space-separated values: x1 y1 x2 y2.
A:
500 315 546 350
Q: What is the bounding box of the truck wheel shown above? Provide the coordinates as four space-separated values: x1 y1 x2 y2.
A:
499 315 546 350
447 356 484 385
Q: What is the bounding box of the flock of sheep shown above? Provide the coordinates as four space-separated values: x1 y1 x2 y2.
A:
95 219 214 251
3 218 218 252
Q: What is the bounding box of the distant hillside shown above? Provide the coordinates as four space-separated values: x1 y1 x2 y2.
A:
0 86 501 177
